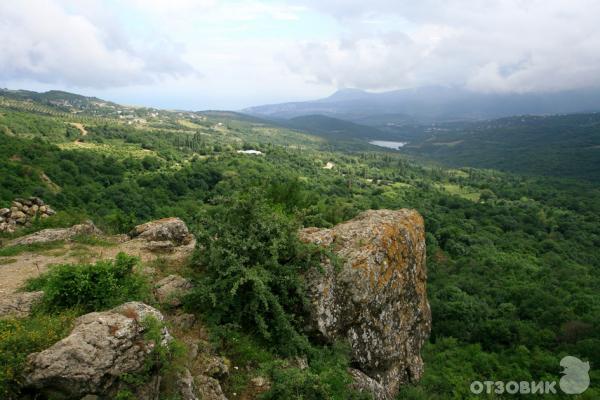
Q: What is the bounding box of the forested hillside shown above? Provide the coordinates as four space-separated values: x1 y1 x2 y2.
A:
0 93 598 399
402 113 600 182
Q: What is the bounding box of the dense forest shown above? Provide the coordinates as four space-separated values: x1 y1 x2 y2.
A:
402 113 600 182
0 95 599 399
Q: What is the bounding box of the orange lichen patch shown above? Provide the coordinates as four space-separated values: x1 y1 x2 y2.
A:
375 226 411 290
120 307 140 321
351 260 370 272
133 339 148 351
108 324 119 336
377 263 396 290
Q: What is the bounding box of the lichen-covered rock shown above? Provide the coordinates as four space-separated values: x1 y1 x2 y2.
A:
177 368 199 400
10 210 27 223
129 217 193 246
348 368 389 399
112 301 166 323
0 291 44 318
155 274 193 306
7 221 102 246
299 209 431 399
24 302 170 398
144 240 177 252
195 375 228 400
250 376 270 389
199 354 230 379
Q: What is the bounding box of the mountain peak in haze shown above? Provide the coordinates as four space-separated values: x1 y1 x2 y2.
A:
244 86 600 123
324 88 370 102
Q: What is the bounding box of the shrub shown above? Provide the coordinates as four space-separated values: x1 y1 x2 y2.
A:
0 312 75 399
117 316 186 399
261 342 371 400
209 326 369 400
184 190 324 356
25 253 150 313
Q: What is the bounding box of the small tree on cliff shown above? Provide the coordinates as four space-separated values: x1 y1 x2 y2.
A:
185 189 322 355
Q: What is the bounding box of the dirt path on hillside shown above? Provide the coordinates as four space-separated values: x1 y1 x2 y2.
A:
69 122 88 135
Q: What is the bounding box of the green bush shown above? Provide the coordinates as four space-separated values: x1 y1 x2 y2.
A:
184 190 324 356
0 312 75 399
25 253 150 313
116 316 186 399
261 343 372 400
209 326 369 400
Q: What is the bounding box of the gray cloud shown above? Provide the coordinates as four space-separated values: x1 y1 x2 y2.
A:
288 0 600 93
0 0 196 88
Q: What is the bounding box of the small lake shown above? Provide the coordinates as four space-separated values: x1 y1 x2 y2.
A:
369 140 407 150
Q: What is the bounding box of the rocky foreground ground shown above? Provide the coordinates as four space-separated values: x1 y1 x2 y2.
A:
0 210 430 400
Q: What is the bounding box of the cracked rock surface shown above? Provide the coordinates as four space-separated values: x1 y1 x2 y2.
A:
24 302 169 399
299 209 431 399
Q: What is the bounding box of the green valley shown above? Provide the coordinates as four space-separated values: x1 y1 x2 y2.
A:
0 91 598 399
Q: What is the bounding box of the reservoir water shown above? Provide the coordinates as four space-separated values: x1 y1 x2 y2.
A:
369 140 407 150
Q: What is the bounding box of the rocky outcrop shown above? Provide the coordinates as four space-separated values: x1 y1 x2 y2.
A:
155 274 194 306
124 218 196 261
183 338 230 400
129 217 194 246
171 312 197 330
0 197 55 233
348 368 389 399
24 302 170 399
7 221 102 246
195 375 228 400
299 209 431 400
0 291 44 318
176 368 199 400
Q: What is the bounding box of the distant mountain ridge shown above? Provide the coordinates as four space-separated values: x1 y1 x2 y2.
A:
243 86 600 124
0 89 121 111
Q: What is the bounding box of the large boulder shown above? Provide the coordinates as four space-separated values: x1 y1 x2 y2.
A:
7 221 102 246
299 209 431 399
0 291 44 318
24 302 170 399
129 218 193 246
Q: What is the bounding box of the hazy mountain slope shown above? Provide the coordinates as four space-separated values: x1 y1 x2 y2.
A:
281 114 395 141
244 86 600 123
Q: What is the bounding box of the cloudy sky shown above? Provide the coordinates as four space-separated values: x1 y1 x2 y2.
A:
1 0 600 109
